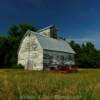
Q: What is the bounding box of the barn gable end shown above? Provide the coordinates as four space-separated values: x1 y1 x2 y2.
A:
18 31 43 70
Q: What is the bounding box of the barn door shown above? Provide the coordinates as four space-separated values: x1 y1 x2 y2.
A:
26 59 33 70
26 33 33 70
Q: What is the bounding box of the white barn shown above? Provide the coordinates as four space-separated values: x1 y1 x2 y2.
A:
18 25 75 70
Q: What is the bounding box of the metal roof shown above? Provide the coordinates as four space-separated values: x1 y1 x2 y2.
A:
38 25 55 32
28 30 75 54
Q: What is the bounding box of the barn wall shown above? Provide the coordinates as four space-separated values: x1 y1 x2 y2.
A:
43 50 75 68
18 33 43 70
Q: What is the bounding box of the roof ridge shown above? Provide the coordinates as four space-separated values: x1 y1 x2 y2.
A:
29 30 60 41
28 30 69 43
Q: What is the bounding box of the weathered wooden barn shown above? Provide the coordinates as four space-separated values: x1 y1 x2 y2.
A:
18 25 75 70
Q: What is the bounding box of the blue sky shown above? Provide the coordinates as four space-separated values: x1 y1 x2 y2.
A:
0 0 100 49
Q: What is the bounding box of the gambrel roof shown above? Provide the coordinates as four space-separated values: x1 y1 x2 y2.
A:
27 30 75 54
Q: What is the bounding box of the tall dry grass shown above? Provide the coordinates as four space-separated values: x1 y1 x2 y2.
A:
0 69 100 100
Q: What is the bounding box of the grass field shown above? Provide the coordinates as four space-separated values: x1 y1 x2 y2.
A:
0 69 100 100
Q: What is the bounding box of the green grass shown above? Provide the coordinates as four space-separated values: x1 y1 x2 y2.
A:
0 69 100 100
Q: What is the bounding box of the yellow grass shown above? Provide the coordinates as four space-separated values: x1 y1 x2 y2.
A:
0 69 100 100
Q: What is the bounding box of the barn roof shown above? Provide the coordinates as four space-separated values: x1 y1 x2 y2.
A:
27 30 75 54
38 25 55 32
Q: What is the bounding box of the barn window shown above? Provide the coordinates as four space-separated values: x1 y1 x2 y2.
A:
60 55 64 60
68 54 73 61
43 54 52 59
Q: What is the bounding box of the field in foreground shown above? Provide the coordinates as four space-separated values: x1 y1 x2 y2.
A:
0 69 100 100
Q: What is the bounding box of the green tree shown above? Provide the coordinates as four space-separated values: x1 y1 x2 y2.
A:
7 24 37 67
70 41 100 68
69 41 82 66
0 36 12 67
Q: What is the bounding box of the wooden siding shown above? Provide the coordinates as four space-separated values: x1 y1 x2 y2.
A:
43 50 75 68
18 33 43 70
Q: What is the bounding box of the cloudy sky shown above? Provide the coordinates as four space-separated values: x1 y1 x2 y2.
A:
0 0 100 49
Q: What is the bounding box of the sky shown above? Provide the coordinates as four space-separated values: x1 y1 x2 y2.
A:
0 0 100 49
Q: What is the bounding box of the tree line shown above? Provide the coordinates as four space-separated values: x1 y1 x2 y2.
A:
69 41 100 68
0 24 100 68
0 24 37 68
